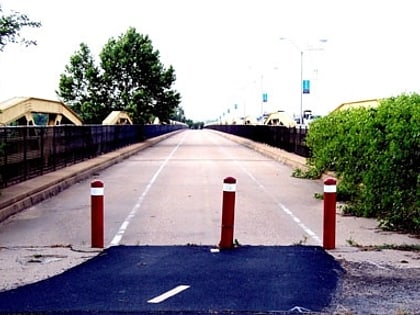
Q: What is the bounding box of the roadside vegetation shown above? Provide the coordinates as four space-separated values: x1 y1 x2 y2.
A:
294 93 419 234
0 5 41 165
0 4 41 52
57 28 183 125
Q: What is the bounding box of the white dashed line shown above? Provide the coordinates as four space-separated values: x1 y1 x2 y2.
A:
147 285 190 304
109 133 187 247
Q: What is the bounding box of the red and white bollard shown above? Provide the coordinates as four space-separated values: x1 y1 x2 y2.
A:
219 177 237 249
323 178 337 250
91 180 104 248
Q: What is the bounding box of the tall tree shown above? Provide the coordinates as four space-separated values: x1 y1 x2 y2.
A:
0 4 41 52
100 27 181 124
58 27 181 124
57 43 107 123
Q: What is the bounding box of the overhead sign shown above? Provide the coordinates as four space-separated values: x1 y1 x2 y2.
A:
302 80 310 94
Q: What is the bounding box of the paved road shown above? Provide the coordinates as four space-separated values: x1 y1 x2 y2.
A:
0 245 343 314
1 129 419 314
0 129 326 248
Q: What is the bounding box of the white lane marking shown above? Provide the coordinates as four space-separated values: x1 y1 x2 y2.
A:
242 163 322 245
109 133 187 247
147 285 190 304
209 132 321 245
278 202 322 244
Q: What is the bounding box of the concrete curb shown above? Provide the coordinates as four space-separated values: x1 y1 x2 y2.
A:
207 129 309 170
209 130 337 181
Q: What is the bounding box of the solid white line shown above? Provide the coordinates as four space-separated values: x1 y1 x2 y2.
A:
147 285 190 304
109 133 187 247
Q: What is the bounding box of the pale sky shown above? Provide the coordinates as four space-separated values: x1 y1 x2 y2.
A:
1 0 419 121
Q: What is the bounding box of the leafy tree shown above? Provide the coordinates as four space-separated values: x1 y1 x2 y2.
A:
57 43 107 124
100 27 180 124
170 106 186 123
0 4 41 52
58 27 181 124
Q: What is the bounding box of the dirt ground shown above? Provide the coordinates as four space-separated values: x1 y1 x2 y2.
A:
0 245 100 293
326 259 420 315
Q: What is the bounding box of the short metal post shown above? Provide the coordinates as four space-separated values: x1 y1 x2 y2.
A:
323 178 337 249
219 177 237 249
91 180 104 248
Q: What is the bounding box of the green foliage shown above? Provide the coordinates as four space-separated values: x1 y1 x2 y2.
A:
292 167 322 179
57 27 181 124
0 5 41 52
305 93 419 234
57 43 107 124
32 113 48 125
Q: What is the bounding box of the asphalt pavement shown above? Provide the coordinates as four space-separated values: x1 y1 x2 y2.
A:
0 245 343 314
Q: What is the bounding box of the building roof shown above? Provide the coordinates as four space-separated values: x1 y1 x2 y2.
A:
0 97 83 125
102 111 133 125
332 99 380 112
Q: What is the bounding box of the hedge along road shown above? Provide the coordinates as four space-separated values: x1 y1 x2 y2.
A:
0 129 342 313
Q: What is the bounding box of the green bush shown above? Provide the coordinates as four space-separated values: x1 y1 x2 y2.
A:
305 93 419 234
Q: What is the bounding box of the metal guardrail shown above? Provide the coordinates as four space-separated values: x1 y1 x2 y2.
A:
0 124 185 188
205 125 309 158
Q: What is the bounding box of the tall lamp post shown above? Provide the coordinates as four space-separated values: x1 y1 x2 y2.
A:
279 37 327 125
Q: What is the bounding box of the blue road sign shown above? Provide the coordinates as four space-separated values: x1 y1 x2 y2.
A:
303 80 310 94
262 93 268 102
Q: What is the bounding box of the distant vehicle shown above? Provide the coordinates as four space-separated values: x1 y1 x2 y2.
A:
295 110 322 126
302 110 322 125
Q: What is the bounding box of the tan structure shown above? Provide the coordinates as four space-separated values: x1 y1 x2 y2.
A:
102 111 133 125
263 111 297 127
0 97 83 126
332 99 380 112
243 115 258 125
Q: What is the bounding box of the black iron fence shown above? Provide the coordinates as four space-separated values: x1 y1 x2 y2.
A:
0 124 185 188
205 124 309 158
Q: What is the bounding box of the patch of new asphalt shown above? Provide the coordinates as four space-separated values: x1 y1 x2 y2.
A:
0 245 343 315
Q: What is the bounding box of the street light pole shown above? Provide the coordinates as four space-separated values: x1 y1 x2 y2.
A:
280 38 327 125
299 50 303 125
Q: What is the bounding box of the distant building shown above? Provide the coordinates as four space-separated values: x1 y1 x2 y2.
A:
332 99 380 112
263 110 297 127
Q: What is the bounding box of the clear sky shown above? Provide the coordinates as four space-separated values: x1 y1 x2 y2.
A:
1 0 419 122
